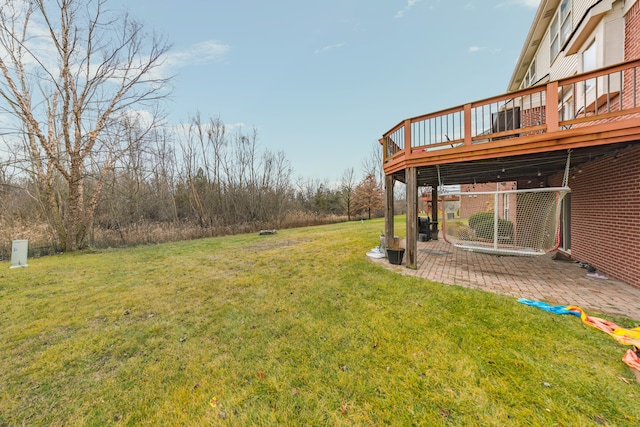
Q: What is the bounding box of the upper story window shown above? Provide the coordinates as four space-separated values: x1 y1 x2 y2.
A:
523 59 536 88
582 40 596 72
582 40 596 91
550 0 572 60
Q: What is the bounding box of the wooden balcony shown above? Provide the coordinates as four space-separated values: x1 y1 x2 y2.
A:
381 59 640 186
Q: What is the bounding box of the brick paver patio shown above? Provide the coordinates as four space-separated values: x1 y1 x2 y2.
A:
371 239 640 321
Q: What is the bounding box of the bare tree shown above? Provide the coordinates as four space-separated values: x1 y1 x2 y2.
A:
179 113 211 227
362 141 383 186
149 127 178 222
340 167 357 221
0 0 171 250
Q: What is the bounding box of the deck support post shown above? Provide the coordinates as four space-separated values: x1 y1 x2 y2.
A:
546 81 559 132
464 103 472 146
404 119 412 155
384 174 395 252
431 186 439 240
406 167 418 269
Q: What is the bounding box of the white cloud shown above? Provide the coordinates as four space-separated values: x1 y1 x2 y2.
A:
468 46 502 55
149 40 230 80
121 108 157 128
0 3 228 86
0 1 60 71
314 43 346 54
164 40 231 68
497 0 541 8
516 0 541 7
395 0 421 19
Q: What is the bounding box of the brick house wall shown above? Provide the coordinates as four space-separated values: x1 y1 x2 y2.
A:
520 106 547 136
521 106 545 127
539 3 640 289
624 1 640 110
458 182 517 224
550 144 640 288
459 183 497 219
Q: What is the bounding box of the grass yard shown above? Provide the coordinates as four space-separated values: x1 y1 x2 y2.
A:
1 218 639 426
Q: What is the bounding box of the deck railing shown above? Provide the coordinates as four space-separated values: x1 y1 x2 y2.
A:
382 59 640 167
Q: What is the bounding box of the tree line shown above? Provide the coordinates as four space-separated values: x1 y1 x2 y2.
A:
0 0 385 257
0 112 385 255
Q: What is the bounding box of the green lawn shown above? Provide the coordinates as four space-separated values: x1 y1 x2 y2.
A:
1 219 639 426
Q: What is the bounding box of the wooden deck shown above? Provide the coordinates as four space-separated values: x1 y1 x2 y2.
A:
381 59 640 270
381 59 640 187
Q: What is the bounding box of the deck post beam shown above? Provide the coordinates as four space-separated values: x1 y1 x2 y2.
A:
385 174 395 252
464 103 472 146
431 186 439 239
404 119 412 155
406 167 418 269
546 81 559 133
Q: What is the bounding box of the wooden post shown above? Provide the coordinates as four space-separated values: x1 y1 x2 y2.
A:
464 103 472 146
546 81 559 133
404 119 412 155
431 186 439 240
385 174 395 251
406 167 417 269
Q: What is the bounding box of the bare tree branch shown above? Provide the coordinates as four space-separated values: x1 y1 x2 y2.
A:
0 0 172 250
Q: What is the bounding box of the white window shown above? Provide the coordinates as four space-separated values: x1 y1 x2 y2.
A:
523 59 536 88
583 41 596 71
550 0 572 61
560 92 574 121
583 40 596 91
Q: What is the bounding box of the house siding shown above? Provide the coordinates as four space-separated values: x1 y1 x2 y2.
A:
573 0 594 20
551 53 579 81
505 1 640 287
602 1 626 64
529 0 630 87
543 2 640 288
548 0 579 80
535 25 551 84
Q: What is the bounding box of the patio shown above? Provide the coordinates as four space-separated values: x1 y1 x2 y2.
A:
371 239 640 321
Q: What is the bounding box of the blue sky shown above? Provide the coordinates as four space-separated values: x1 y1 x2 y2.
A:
123 0 541 182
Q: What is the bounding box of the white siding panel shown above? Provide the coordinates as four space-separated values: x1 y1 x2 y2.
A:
603 3 625 65
526 29 552 90
548 0 605 80
573 0 598 23
515 0 627 90
550 53 578 80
